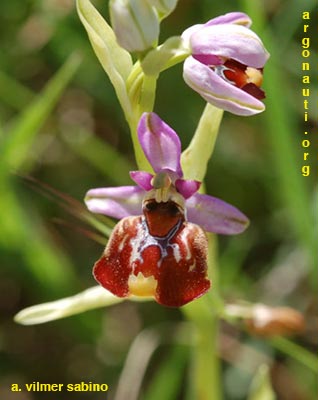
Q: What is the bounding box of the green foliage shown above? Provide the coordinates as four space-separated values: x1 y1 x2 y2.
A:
2 54 81 172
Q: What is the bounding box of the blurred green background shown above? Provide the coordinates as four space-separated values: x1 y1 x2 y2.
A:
0 0 317 399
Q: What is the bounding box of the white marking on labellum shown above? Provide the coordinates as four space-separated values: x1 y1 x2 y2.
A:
118 233 129 252
129 217 184 269
180 229 192 261
171 243 181 263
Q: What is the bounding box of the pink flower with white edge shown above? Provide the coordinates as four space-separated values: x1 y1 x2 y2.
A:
182 12 270 116
85 112 249 307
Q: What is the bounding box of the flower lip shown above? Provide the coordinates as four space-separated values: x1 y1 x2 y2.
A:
212 59 265 100
93 214 211 307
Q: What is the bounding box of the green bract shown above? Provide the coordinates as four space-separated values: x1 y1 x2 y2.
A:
76 0 133 118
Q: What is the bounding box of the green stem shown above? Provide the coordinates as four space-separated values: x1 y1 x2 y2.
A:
180 105 225 400
181 104 224 181
183 234 223 400
139 73 158 113
184 303 221 400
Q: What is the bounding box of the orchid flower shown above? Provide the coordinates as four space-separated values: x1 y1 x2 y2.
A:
182 12 270 116
85 112 249 307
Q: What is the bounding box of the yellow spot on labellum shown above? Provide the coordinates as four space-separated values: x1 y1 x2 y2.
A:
128 272 158 297
245 67 263 87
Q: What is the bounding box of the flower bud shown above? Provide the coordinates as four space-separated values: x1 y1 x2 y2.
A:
110 0 160 52
246 304 305 337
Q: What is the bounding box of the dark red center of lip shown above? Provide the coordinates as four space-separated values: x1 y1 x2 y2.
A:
221 59 266 100
143 200 184 237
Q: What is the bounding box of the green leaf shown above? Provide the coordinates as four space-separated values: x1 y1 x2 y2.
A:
248 364 276 400
76 0 133 117
0 176 78 297
1 53 81 172
0 69 34 110
142 345 188 400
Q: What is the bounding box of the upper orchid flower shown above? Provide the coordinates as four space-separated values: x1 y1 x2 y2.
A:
182 12 270 116
85 112 249 307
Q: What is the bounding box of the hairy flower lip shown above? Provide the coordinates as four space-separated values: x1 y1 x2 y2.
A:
93 211 211 307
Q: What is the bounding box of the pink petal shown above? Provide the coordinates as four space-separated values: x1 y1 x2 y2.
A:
190 24 269 68
193 54 223 65
182 23 205 44
85 186 144 219
138 112 183 177
130 171 153 190
175 178 201 199
186 193 249 235
182 12 252 44
204 12 252 28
